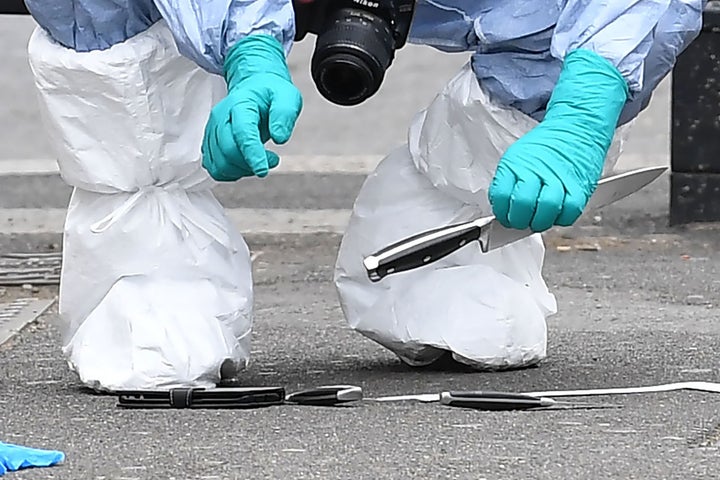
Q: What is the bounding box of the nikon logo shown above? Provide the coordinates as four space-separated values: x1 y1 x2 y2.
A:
353 0 380 8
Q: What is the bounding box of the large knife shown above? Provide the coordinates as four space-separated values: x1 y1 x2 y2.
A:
363 165 667 282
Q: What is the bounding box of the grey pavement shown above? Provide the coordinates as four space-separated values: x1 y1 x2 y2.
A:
1 12 720 480
2 231 720 480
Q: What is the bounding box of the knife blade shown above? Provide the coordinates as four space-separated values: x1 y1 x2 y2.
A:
363 165 667 282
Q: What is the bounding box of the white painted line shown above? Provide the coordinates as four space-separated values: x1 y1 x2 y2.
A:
0 208 352 235
274 154 383 174
225 208 350 234
0 155 384 176
0 209 64 234
0 298 56 346
0 153 666 176
0 158 60 175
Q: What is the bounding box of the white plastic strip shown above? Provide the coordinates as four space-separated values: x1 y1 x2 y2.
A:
524 381 720 398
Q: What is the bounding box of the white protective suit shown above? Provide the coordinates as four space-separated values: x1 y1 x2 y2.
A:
25 0 295 391
334 0 705 369
27 24 253 391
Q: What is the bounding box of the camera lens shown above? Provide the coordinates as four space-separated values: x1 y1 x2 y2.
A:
311 8 395 106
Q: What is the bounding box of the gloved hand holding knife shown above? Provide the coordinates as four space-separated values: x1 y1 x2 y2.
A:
489 49 630 232
363 166 666 282
360 48 668 283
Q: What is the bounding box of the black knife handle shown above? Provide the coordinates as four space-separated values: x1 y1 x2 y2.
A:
285 385 363 406
440 391 553 411
116 387 286 409
364 221 483 282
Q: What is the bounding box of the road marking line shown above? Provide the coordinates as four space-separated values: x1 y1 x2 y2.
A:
0 298 56 347
0 208 352 235
0 158 60 175
0 155 385 176
274 155 384 173
0 152 669 177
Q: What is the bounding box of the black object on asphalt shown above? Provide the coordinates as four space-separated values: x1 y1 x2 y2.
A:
370 390 622 411
116 386 286 409
441 391 559 410
116 385 365 409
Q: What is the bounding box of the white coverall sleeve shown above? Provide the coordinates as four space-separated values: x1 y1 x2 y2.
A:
551 0 706 97
152 0 296 75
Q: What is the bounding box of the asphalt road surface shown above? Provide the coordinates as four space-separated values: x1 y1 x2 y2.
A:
1 14 720 480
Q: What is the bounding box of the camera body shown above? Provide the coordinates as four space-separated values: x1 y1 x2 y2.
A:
292 0 416 106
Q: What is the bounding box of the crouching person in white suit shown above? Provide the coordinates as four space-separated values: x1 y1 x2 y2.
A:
334 0 706 369
24 0 303 391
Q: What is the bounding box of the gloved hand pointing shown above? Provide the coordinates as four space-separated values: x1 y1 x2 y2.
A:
488 49 629 232
202 34 303 181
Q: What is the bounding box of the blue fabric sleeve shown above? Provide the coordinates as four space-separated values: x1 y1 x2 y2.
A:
152 0 296 75
551 0 706 97
23 0 162 52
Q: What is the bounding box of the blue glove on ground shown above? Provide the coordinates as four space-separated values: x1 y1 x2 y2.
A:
0 442 65 476
488 48 629 232
202 34 302 182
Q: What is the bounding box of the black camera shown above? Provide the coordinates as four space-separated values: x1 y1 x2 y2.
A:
293 0 416 106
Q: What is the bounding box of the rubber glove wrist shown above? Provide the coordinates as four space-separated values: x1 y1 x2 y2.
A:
223 34 292 88
541 48 630 179
489 49 629 232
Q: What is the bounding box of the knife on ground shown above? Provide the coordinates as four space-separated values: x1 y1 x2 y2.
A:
116 385 364 409
363 165 667 282
367 390 620 411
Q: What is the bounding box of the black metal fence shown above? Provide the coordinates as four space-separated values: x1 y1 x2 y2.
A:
2 1 719 224
670 0 720 224
2 0 28 14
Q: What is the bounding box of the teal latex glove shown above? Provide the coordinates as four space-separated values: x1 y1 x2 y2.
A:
202 34 302 181
0 442 65 476
488 49 630 232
